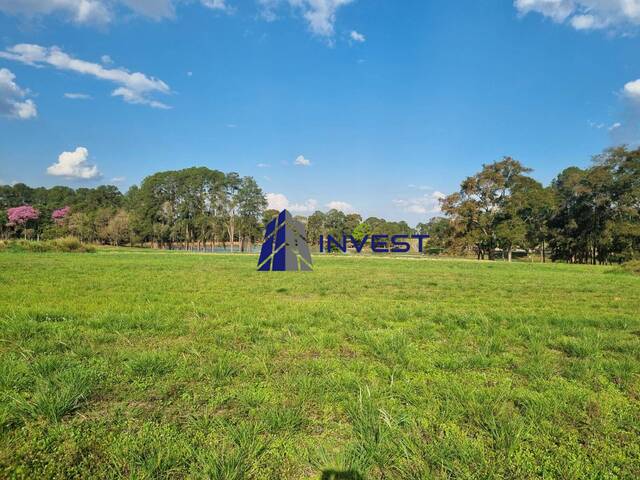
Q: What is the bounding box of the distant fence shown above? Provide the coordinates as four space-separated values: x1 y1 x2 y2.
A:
162 245 261 253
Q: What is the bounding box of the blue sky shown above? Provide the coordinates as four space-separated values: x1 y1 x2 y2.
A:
1 0 640 224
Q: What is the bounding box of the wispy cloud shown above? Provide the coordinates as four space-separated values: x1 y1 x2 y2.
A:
0 44 171 108
259 0 355 37
0 0 234 25
408 184 433 191
350 30 365 42
0 68 37 120
393 190 446 215
294 154 312 166
201 0 232 12
266 193 318 213
0 0 112 24
326 200 354 213
64 92 92 100
515 0 640 32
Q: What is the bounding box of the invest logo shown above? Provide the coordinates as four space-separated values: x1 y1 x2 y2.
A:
257 209 313 271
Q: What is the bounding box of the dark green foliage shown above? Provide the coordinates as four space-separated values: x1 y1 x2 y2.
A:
442 147 640 263
0 237 95 252
1 167 268 250
0 182 124 242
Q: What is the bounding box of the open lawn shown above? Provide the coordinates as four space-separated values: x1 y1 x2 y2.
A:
1 251 639 479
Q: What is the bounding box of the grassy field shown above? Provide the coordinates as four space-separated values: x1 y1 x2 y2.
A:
1 251 639 479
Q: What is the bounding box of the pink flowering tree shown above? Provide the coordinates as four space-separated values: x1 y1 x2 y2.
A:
52 206 71 225
7 205 39 239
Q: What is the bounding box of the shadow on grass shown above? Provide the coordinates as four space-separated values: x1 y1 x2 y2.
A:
321 470 364 480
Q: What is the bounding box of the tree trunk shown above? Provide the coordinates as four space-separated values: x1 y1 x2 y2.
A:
508 249 512 262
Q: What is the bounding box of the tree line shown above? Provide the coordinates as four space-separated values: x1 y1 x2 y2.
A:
0 167 267 251
438 146 640 264
1 146 638 263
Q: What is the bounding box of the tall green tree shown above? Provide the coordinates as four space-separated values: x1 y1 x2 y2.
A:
236 176 267 251
307 211 326 246
508 177 556 262
442 157 532 259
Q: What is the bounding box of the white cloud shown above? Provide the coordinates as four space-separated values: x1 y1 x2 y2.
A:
515 0 574 22
100 54 113 64
0 44 170 108
16 100 37 119
0 0 112 24
266 193 318 212
326 200 354 213
258 0 279 21
120 0 174 20
111 87 170 109
257 163 271 168
624 78 640 101
47 147 101 179
393 190 446 215
294 154 312 166
0 68 37 120
201 0 231 11
570 13 598 29
0 0 236 24
292 198 319 212
0 0 349 35
515 0 640 31
267 193 289 210
350 30 365 42
259 0 354 37
589 120 624 130
111 176 126 183
64 92 92 99
298 0 354 36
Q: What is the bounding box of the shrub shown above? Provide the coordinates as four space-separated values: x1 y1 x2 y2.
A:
0 237 95 253
621 260 640 275
53 236 83 251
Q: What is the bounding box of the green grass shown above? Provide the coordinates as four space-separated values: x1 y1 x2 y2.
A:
0 250 639 479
